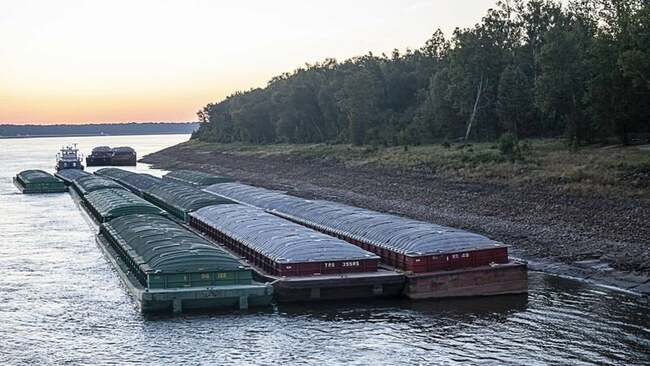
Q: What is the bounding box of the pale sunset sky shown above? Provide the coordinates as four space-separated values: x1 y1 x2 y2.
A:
1 0 500 124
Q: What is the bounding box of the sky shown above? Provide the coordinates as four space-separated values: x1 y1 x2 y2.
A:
1 0 501 124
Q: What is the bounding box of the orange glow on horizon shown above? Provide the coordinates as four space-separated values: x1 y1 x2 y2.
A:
1 0 500 125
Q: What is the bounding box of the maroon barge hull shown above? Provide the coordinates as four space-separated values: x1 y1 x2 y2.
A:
189 205 380 277
404 261 528 299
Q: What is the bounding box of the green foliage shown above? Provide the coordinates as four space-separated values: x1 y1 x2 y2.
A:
497 65 532 137
498 132 521 161
193 0 650 148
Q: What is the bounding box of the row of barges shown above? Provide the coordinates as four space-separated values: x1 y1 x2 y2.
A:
93 167 526 303
50 168 274 313
93 168 406 303
16 165 527 313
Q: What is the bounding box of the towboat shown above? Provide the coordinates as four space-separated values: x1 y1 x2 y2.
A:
55 144 84 171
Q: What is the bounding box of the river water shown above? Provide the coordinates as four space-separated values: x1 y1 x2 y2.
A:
0 135 648 365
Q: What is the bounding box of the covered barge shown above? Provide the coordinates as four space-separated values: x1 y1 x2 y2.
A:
190 204 404 302
95 168 162 196
163 169 233 187
55 168 91 185
13 170 67 194
143 182 233 221
86 146 113 166
204 183 527 299
72 175 127 196
98 214 272 313
110 146 137 166
83 188 165 223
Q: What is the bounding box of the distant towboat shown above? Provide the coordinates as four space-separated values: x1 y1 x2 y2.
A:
86 146 137 167
56 144 84 171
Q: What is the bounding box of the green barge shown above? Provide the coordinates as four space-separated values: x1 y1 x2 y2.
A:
13 170 67 194
67 187 273 314
97 214 273 313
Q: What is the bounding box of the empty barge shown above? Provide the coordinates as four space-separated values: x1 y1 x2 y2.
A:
190 204 404 302
14 170 67 194
98 214 272 313
203 183 528 299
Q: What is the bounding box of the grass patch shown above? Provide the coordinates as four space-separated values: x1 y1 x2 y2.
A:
183 138 650 197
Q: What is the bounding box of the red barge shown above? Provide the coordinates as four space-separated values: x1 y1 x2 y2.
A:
203 183 527 299
189 204 405 302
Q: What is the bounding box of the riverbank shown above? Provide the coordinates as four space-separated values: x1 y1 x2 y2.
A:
141 139 650 295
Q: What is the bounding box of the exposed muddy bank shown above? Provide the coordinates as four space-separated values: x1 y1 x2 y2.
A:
142 143 650 295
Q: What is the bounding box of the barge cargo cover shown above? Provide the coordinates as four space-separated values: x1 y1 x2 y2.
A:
163 169 232 187
190 204 380 276
204 183 508 273
143 182 233 221
96 169 163 196
54 169 91 185
83 188 165 222
73 175 127 196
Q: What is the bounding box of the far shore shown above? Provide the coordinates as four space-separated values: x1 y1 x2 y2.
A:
0 132 192 139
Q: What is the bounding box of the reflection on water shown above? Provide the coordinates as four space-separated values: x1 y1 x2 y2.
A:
0 135 649 365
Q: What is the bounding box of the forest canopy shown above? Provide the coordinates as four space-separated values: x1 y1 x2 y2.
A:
193 0 649 147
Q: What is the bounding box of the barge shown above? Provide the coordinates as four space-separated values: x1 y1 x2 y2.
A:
85 146 137 166
66 184 273 314
163 169 233 187
91 169 406 302
72 175 127 196
203 183 528 299
98 214 272 313
143 182 233 222
55 169 91 185
13 170 67 194
86 146 113 166
83 188 165 223
190 204 405 302
95 168 162 197
110 147 137 166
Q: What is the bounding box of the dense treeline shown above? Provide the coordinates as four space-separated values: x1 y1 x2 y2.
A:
193 0 649 147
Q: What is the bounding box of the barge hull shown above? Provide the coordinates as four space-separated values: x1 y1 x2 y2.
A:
95 234 273 313
405 261 528 299
13 177 67 194
266 271 405 303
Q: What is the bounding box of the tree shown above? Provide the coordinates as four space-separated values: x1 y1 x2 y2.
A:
497 65 533 137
